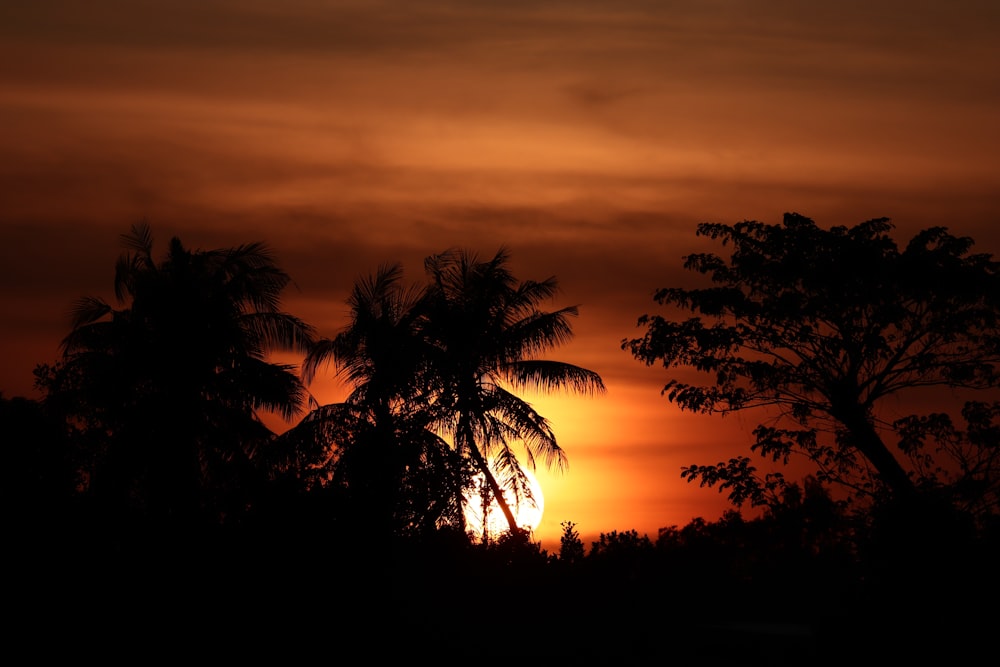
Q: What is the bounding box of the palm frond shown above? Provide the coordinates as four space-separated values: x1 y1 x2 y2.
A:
119 220 154 257
241 311 316 355
68 296 112 330
503 359 607 395
503 307 579 357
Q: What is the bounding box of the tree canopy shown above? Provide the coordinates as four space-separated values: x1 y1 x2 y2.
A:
420 247 606 536
38 222 315 527
290 247 606 540
624 213 1000 522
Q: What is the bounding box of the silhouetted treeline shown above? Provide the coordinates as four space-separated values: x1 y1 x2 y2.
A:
6 216 1000 662
6 422 994 662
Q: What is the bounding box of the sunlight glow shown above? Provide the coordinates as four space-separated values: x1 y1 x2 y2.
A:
464 465 544 541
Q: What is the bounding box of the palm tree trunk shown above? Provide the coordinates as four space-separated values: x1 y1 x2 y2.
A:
459 421 522 537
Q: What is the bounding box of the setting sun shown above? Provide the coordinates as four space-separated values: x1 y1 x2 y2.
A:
463 465 544 540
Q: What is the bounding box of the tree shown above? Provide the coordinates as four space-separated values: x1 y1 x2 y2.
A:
624 213 1000 521
421 247 606 537
294 262 462 538
39 222 315 528
557 520 585 565
294 249 605 540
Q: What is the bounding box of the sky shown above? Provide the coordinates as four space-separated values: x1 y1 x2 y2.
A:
2 0 999 550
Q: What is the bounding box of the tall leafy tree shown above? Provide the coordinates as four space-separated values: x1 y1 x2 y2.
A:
624 213 1000 520
41 222 315 527
422 247 606 536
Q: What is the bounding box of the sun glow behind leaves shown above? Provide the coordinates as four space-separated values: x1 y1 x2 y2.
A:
464 465 544 541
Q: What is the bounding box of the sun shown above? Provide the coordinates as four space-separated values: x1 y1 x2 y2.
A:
463 465 544 540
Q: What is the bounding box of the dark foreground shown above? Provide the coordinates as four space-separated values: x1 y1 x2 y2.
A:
10 531 993 666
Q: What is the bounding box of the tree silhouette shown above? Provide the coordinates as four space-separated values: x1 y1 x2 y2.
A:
556 520 585 565
421 247 606 536
293 249 605 540
39 222 315 529
624 214 1000 518
293 263 462 539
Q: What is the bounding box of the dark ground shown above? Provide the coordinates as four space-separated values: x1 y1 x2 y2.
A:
10 537 992 666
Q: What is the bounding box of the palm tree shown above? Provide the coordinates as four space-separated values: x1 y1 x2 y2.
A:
303 263 433 430
421 247 606 536
47 222 315 526
297 263 463 537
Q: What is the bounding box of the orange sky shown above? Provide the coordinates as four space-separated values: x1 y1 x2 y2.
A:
2 1 999 550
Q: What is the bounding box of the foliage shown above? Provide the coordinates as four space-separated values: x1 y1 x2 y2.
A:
624 213 1000 525
589 528 654 556
295 247 605 540
420 247 606 535
475 527 550 570
894 400 1000 519
680 456 788 508
37 222 315 527
557 520 585 564
287 263 462 538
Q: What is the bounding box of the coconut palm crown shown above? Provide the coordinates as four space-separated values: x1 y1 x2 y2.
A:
420 247 606 535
